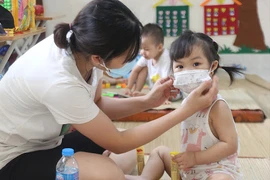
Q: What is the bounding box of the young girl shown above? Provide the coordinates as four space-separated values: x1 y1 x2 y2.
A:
125 30 243 180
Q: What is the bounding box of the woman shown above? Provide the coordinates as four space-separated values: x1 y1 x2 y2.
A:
0 0 218 179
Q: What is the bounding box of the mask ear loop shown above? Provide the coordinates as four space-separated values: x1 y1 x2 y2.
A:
209 63 214 75
98 50 114 73
99 62 111 73
169 74 175 80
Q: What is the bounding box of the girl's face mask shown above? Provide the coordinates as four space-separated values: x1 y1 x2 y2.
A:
173 69 212 94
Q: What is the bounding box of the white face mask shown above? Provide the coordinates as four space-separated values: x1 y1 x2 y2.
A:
173 69 212 94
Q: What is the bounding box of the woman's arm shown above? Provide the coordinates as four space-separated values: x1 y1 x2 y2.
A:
194 100 238 165
96 76 178 120
95 79 151 120
73 77 218 154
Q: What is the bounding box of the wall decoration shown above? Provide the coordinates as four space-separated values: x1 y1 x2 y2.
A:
233 0 267 50
219 45 270 54
153 0 192 8
156 6 189 37
204 4 238 36
182 0 192 6
201 0 242 6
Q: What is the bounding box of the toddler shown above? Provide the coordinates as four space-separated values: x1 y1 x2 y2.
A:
125 23 172 97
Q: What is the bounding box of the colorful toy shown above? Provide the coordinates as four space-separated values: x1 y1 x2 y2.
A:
121 83 127 88
11 0 18 27
102 92 114 97
102 92 129 98
116 83 121 89
170 151 180 180
105 82 110 88
34 4 43 16
136 146 145 175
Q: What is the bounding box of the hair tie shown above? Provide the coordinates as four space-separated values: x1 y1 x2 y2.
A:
66 30 73 44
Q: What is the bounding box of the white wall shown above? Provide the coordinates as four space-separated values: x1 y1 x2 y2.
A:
43 0 270 82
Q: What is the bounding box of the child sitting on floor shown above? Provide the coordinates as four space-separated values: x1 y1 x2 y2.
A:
125 23 172 97
125 30 243 180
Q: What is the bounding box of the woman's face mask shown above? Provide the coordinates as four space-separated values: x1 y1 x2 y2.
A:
173 69 212 94
106 60 137 78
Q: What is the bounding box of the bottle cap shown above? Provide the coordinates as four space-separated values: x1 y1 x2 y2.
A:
62 148 74 156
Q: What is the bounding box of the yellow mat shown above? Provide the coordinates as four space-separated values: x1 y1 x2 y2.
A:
154 88 262 110
103 87 262 110
114 120 270 158
238 158 270 180
107 88 265 122
245 74 270 90
133 156 270 180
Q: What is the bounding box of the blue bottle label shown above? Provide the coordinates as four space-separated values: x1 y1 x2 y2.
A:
56 171 79 180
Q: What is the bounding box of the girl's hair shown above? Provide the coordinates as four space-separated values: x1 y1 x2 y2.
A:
170 30 243 84
54 0 142 64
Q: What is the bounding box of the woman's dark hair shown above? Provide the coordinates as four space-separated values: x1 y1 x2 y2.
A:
142 23 164 45
170 30 243 84
54 0 142 64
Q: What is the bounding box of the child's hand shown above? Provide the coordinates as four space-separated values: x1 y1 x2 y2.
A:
173 151 196 169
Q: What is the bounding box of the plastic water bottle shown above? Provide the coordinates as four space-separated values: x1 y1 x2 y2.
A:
56 148 79 180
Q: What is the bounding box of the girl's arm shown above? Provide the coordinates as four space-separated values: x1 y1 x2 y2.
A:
73 77 218 154
194 100 238 165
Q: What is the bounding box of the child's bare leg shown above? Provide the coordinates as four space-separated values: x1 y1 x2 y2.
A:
207 173 234 180
125 146 172 180
134 67 148 92
110 149 137 174
109 128 137 174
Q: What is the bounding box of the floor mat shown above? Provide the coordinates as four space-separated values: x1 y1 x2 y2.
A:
131 156 270 180
114 88 265 122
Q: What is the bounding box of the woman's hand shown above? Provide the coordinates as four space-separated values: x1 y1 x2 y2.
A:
181 76 219 116
145 77 180 108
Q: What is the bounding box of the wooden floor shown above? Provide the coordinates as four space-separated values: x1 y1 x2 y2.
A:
113 72 270 180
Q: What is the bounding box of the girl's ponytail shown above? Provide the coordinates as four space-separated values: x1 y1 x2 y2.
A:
220 66 244 85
